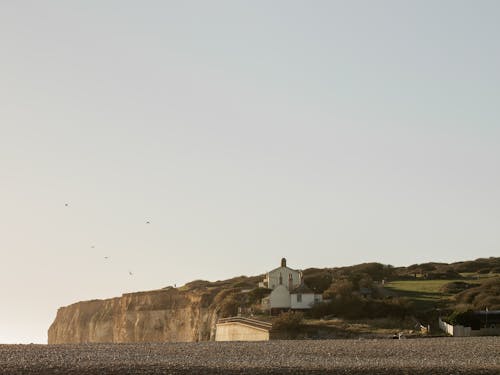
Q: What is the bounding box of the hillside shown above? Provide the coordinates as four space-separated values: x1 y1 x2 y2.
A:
302 257 500 312
49 257 500 343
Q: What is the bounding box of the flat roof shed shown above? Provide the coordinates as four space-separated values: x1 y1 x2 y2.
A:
215 317 272 341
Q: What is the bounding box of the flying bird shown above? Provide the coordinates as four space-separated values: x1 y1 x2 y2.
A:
146 221 150 224
129 270 133 276
104 256 109 259
64 203 69 207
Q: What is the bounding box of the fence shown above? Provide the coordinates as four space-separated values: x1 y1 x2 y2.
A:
438 317 500 337
438 317 471 337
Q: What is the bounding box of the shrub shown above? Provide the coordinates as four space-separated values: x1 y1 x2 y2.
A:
218 293 240 318
440 281 477 294
478 268 491 274
425 270 463 280
272 311 304 332
446 310 481 329
309 296 413 320
247 287 271 305
324 279 354 299
358 274 374 289
455 278 500 310
303 270 333 293
452 258 500 273
350 263 388 280
214 288 247 318
309 301 334 319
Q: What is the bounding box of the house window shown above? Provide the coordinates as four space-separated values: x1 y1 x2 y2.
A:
297 294 302 303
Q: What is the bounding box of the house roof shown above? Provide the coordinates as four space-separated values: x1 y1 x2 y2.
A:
291 283 313 294
267 265 300 274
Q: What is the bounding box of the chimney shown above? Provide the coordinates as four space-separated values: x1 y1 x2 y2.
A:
281 258 287 267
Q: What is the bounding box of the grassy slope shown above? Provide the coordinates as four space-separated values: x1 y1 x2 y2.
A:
384 274 499 311
384 280 458 310
172 258 499 337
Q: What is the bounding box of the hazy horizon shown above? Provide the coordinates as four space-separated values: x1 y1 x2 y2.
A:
1 0 499 343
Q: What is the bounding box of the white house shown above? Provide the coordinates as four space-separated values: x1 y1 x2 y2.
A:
268 285 291 309
259 258 302 290
290 283 322 309
260 258 322 313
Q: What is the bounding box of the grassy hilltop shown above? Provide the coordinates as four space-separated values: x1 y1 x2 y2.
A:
178 257 500 337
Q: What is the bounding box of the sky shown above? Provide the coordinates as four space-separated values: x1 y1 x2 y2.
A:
1 0 499 344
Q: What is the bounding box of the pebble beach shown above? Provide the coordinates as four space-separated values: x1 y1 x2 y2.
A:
1 337 498 374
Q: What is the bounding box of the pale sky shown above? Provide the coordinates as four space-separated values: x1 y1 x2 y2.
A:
1 1 499 343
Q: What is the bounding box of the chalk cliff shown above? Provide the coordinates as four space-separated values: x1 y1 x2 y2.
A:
48 287 221 344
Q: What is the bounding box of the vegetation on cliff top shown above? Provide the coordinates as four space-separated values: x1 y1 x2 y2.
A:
176 257 499 325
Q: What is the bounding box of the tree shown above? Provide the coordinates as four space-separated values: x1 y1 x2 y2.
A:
272 312 304 332
324 279 354 299
447 310 480 329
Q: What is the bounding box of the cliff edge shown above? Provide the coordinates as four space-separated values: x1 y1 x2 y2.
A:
48 287 221 344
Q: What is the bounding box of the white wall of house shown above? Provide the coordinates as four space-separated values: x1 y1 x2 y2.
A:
269 285 291 308
266 267 301 290
291 293 322 309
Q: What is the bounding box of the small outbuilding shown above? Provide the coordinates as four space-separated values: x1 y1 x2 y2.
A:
215 317 272 341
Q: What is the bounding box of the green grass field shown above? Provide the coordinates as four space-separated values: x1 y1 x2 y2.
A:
384 275 498 311
385 279 460 294
384 279 461 310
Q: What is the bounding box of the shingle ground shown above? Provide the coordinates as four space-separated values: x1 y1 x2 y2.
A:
0 337 498 374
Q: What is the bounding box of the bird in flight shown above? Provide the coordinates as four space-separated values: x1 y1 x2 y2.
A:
64 203 69 207
91 245 95 249
146 221 150 224
129 270 133 276
104 256 109 260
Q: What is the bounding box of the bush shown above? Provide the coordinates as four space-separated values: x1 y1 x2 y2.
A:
247 287 271 305
478 268 491 274
343 263 395 281
455 278 500 310
302 270 333 293
272 311 304 332
452 258 500 273
324 279 354 299
446 310 481 329
440 281 477 294
425 270 463 280
309 296 413 320
214 288 246 318
218 293 240 318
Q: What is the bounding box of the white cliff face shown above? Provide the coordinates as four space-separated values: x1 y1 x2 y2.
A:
48 288 220 344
